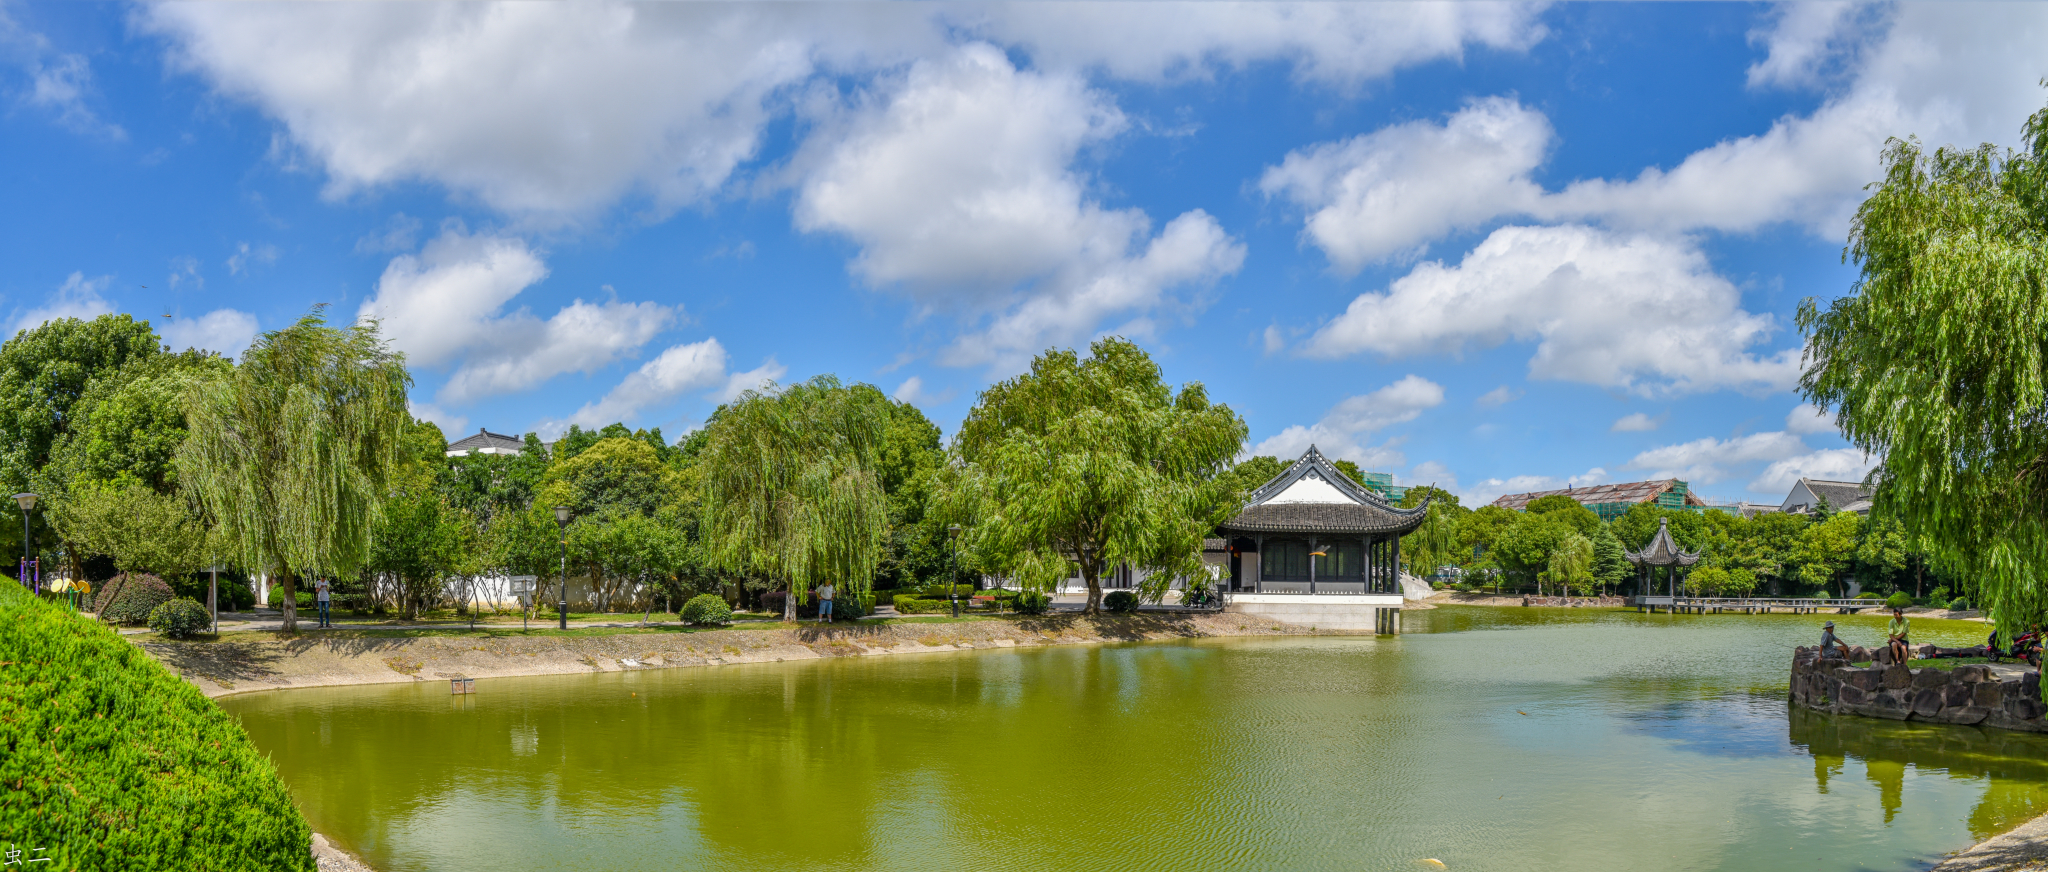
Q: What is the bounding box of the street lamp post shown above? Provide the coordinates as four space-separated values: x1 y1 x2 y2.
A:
554 506 571 630
208 560 221 636
13 493 37 593
947 524 962 618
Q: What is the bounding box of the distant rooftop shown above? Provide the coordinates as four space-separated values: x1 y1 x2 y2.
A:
1493 478 1706 520
445 428 525 457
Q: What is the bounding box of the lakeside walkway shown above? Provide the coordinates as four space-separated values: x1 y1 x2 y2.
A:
1932 810 2048 871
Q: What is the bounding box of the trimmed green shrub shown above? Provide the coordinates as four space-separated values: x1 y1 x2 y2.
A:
1855 592 1882 599
893 596 951 615
1013 590 1051 615
147 597 212 638
0 578 315 870
1884 591 1914 610
1104 591 1140 613
680 593 733 626
265 587 314 610
1949 598 1971 611
92 572 173 624
913 584 975 599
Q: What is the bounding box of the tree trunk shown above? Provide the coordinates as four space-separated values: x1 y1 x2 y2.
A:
1915 561 1923 597
279 568 298 633
783 582 796 622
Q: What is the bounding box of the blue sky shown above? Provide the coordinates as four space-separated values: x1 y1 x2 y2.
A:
2 2 2044 506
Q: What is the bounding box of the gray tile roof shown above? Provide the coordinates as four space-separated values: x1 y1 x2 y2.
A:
1219 502 1429 535
1625 518 1701 567
446 428 525 454
1802 479 1874 511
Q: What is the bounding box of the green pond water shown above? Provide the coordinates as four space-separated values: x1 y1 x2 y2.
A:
221 607 2048 872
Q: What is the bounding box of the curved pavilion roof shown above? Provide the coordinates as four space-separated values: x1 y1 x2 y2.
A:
1217 446 1429 536
1625 517 1702 567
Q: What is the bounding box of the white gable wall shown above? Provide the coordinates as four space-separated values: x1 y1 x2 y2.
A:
1264 471 1357 505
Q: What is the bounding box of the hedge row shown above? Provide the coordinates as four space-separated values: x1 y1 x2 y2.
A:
0 578 314 871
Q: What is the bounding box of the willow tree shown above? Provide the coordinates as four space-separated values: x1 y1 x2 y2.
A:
177 312 411 631
1800 101 2048 636
946 337 1246 614
700 375 890 621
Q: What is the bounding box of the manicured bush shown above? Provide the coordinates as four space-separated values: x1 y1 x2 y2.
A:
147 597 212 638
893 596 952 615
0 578 315 870
913 584 975 599
1884 591 1914 610
92 572 173 625
1104 591 1140 613
1949 598 1971 611
1855 592 1882 599
680 593 733 626
265 587 314 610
1013 590 1051 615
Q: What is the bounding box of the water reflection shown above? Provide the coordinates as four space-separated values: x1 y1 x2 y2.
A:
1790 705 2048 837
222 607 2037 872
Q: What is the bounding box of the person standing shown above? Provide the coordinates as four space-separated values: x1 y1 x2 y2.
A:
817 582 834 624
314 577 332 629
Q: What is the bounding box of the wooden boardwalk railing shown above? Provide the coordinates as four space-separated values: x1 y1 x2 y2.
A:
1639 596 1884 615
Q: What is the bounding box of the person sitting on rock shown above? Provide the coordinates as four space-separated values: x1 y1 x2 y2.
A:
1886 607 1912 664
1820 620 1847 660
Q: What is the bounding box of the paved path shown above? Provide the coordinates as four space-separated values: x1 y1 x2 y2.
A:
1932 811 2048 871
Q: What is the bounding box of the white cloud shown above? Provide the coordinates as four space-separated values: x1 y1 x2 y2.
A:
141 3 941 220
1611 412 1659 433
356 226 677 403
1260 97 1550 270
1304 225 1800 395
1625 431 1810 486
1251 374 1442 468
968 2 1545 85
1745 2 1884 90
225 242 278 276
0 6 124 139
1785 402 1838 436
794 44 1243 371
716 357 788 403
167 256 202 290
143 2 1540 224
1266 7 2048 272
1748 447 1878 495
359 227 551 368
552 338 729 431
160 309 258 358
1475 385 1520 407
12 272 113 334
409 401 469 438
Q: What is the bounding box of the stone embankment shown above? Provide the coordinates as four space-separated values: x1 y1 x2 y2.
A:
1791 646 2047 731
142 612 1330 699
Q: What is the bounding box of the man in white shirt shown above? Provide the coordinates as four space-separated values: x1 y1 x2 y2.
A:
314 578 332 628
817 583 834 623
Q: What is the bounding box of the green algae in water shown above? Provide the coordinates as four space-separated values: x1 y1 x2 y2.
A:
221 607 2048 872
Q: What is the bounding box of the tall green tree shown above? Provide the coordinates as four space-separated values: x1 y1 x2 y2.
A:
1546 532 1594 596
177 312 411 631
0 314 165 567
701 375 891 621
1591 526 1628 595
946 338 1246 613
1799 101 2048 634
1794 511 1862 597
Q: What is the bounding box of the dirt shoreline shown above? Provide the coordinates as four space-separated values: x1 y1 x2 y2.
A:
138 612 1342 699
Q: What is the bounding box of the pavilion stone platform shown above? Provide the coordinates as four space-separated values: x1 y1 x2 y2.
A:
1214 447 1428 635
